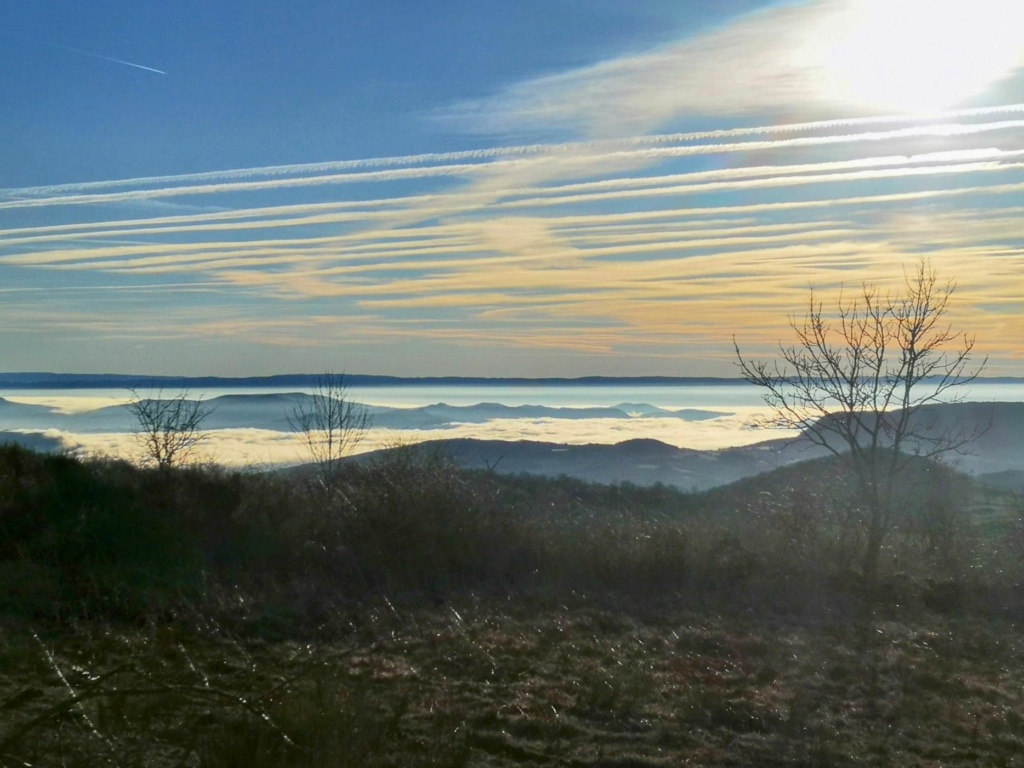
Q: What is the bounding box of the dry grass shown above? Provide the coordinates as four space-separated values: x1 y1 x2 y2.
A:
4 600 1024 767
4 445 1024 765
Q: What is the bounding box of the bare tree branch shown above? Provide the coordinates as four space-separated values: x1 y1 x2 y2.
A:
735 260 986 586
289 372 371 493
128 388 213 470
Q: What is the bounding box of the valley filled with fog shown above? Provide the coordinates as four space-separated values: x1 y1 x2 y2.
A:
3 379 1023 490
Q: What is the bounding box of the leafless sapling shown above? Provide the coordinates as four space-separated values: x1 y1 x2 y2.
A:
734 261 985 585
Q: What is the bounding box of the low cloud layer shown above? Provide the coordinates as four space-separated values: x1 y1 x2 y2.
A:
42 410 791 469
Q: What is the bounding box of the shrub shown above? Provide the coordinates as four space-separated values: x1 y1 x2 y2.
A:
0 447 201 618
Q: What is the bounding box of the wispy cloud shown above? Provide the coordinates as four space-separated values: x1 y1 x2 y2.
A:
441 0 1024 138
4 115 1023 215
2 2 1024 375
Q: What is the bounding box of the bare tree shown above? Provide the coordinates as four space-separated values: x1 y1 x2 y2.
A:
128 389 213 470
734 261 985 586
289 373 370 492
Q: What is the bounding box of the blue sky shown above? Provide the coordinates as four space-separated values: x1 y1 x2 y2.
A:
2 0 1024 377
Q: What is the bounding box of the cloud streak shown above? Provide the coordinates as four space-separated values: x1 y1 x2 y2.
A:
4 116 1024 213
52 43 167 75
2 1 1024 376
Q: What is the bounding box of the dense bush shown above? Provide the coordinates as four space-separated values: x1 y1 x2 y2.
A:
4 443 1024 767
0 442 1020 630
0 446 200 618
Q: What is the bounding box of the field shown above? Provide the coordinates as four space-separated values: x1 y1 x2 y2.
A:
2 444 1024 766
5 602 1024 766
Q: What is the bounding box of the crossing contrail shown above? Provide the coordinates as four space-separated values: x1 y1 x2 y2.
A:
54 43 166 75
1 31 166 74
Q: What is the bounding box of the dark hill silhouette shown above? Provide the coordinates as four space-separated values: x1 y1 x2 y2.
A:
974 469 1024 493
702 449 968 507
365 402 723 429
801 401 1024 475
0 430 64 452
345 436 809 491
1 396 735 435
0 392 1018 489
345 402 1018 490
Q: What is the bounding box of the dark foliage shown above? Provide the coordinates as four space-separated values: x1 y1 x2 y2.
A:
3 441 1024 766
0 441 1019 627
0 445 199 618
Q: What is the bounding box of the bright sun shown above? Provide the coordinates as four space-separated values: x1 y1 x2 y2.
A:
812 0 1024 113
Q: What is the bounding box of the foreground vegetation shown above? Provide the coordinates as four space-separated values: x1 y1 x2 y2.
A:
2 443 1024 766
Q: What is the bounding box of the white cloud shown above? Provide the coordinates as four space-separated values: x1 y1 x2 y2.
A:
2 2 1023 374
445 0 1024 139
40 408 797 468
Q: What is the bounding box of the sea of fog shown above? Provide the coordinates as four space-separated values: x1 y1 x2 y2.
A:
3 383 771 411
3 380 1023 467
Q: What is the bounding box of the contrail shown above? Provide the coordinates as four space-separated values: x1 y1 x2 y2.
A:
6 102 1024 199
2 117 1021 212
54 43 166 75
1 32 167 75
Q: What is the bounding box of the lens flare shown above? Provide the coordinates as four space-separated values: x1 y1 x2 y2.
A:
807 0 1024 113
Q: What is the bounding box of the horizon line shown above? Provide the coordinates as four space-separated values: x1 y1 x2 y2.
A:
1 372 1023 389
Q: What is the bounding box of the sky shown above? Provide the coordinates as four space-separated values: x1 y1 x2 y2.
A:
2 0 1024 378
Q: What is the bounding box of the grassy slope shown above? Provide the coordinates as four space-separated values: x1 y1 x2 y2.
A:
4 603 1024 766
2 444 1024 766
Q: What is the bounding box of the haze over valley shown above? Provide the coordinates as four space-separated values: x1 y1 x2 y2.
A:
1 375 1022 491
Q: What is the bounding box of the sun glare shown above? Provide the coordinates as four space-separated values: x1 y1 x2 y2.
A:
811 0 1024 113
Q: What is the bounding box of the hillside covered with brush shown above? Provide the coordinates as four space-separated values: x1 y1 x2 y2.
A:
3 440 1024 764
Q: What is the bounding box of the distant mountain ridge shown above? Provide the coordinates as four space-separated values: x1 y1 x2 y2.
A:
0 395 733 434
0 372 751 389
349 401 1024 489
1 389 1022 491
347 436 802 491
